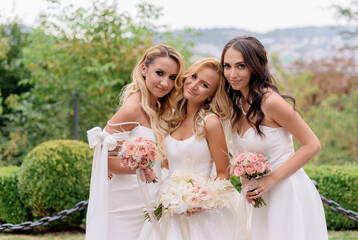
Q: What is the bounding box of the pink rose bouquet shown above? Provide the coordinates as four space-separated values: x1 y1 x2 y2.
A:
230 152 272 208
118 137 158 183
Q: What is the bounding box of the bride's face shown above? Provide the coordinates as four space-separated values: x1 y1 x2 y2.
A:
183 67 219 105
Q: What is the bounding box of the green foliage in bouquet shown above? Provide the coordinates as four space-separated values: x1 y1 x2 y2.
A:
0 166 32 223
17 140 93 228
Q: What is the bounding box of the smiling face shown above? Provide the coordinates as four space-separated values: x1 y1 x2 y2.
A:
142 56 179 100
183 67 219 105
223 47 252 94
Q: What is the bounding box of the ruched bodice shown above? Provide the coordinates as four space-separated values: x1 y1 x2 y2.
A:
165 135 213 178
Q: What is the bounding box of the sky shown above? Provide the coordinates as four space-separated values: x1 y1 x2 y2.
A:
0 0 354 33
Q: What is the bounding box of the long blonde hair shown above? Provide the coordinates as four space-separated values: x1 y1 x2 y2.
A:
166 58 231 138
120 44 184 160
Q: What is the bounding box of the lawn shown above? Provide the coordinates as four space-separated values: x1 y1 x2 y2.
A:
0 231 357 239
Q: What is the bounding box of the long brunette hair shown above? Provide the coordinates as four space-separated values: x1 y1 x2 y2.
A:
221 36 296 136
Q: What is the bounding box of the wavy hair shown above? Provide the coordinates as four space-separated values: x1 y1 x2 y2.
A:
120 44 184 160
221 36 296 136
165 58 232 138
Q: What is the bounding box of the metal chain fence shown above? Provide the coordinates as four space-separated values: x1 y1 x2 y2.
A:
1 181 358 233
0 201 88 232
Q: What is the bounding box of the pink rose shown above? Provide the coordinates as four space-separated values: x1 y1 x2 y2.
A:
248 154 258 163
122 140 130 148
134 137 144 143
238 154 247 163
139 158 149 169
148 142 156 151
257 154 266 162
147 150 157 161
198 188 211 201
187 195 201 208
194 185 203 193
245 163 256 175
254 162 266 173
128 159 138 169
125 143 136 157
233 164 245 177
265 161 272 172
138 144 149 155
120 158 128 167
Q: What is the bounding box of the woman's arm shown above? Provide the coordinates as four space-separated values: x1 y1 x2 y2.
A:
205 116 231 180
249 91 321 200
106 94 145 174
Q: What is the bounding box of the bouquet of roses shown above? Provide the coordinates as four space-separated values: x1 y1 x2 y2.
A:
230 152 272 208
145 169 235 221
117 137 158 183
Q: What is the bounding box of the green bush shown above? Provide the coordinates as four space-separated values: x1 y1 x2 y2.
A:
305 165 358 230
230 165 358 230
17 140 93 228
0 166 32 223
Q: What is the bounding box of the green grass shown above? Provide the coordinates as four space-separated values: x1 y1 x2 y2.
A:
328 230 358 240
0 231 357 239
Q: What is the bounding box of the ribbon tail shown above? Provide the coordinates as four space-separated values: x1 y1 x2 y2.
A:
136 169 163 240
162 211 170 239
85 144 109 240
234 179 257 240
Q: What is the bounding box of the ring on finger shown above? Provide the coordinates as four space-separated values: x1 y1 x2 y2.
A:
254 189 259 195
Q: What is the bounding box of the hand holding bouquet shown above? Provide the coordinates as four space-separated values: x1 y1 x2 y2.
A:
145 169 235 221
230 152 271 208
117 137 158 183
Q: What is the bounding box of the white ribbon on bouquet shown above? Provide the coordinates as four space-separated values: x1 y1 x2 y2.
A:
234 179 258 240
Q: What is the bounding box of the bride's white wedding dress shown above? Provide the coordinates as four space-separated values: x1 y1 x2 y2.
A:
226 125 328 240
139 115 238 240
86 124 162 240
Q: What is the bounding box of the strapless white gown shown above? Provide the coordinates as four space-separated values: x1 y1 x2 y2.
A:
140 119 238 239
227 125 328 240
86 125 162 240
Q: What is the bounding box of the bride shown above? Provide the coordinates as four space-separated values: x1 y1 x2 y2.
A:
140 58 238 239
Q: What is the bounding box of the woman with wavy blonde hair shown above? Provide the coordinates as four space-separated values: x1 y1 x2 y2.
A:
139 58 238 240
85 44 184 240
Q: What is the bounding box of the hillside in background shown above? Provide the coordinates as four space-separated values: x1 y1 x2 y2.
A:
172 26 357 64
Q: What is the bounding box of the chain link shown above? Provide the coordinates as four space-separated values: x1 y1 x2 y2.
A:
312 180 358 222
1 181 358 232
0 201 88 232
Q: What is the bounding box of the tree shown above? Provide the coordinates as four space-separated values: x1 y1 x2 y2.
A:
1 1 195 165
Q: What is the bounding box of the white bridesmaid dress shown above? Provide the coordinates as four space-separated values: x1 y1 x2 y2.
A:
139 115 238 240
227 125 328 240
86 124 162 240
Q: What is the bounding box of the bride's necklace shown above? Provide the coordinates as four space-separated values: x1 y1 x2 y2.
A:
239 98 247 116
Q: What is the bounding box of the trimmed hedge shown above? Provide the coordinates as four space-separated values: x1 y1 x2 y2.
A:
17 139 93 228
230 165 358 230
0 166 32 223
305 165 358 230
